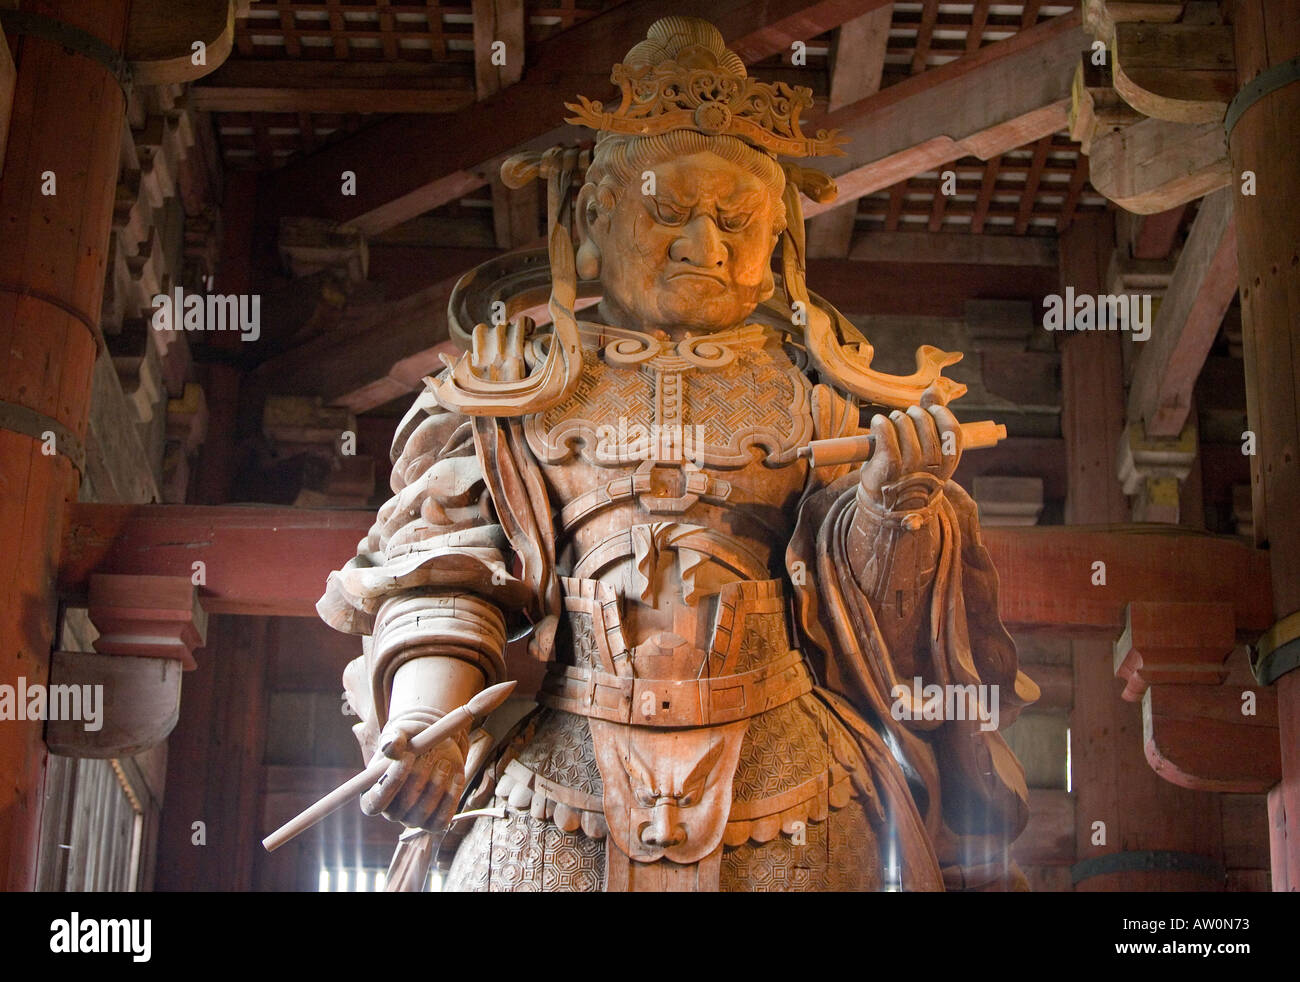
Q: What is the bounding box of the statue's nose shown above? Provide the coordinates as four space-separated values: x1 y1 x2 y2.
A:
640 800 687 848
669 216 726 269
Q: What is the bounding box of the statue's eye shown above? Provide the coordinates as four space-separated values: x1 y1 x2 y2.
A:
653 201 688 225
718 212 749 233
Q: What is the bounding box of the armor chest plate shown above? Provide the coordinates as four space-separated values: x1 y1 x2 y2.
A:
524 326 813 567
524 324 814 471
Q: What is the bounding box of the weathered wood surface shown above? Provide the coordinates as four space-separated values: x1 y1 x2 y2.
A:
1112 22 1236 124
0 0 130 892
1088 116 1231 214
126 0 236 85
0 21 14 178
1231 0 1300 893
1127 187 1238 438
804 11 1088 218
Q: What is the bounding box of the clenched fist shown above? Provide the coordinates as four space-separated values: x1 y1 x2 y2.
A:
360 713 467 832
859 403 963 513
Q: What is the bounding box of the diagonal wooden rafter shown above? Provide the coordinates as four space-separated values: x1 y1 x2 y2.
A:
805 3 893 258
261 0 896 236
801 9 1089 220
1127 187 1238 439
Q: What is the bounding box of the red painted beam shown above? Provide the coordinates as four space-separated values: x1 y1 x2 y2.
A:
985 525 1273 638
59 505 1275 634
59 504 372 618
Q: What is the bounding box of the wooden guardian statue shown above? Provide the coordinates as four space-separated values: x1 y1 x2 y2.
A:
315 16 1039 891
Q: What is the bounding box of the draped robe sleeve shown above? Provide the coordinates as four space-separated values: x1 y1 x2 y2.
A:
789 383 1039 888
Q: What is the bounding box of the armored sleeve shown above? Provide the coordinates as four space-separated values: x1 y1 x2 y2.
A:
317 385 536 730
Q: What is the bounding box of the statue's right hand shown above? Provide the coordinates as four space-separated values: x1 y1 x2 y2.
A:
360 714 467 833
469 317 532 382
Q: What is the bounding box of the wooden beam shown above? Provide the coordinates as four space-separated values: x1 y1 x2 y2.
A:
1113 600 1235 701
1131 203 1187 259
472 0 524 99
806 4 892 258
984 525 1273 638
126 0 236 85
1143 668 1281 793
968 0 990 53
262 0 894 236
58 504 1275 632
1127 187 1237 437
1088 116 1232 215
1014 135 1051 235
910 0 939 75
807 257 1057 317
725 0 895 64
1111 22 1236 124
802 11 1089 218
251 273 466 414
190 61 478 113
846 229 1057 266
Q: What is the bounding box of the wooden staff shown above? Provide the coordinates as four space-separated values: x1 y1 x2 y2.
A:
796 419 1007 469
262 680 516 852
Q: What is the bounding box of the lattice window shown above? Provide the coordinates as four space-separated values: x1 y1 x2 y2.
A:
36 757 147 892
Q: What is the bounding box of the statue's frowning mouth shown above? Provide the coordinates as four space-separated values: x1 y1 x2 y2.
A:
668 271 726 285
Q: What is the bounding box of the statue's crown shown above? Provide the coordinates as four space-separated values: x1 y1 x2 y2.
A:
564 16 845 158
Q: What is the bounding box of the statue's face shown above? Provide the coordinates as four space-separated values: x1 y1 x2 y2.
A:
588 151 781 333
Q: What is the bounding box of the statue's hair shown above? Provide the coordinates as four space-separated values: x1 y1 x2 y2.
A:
585 130 787 234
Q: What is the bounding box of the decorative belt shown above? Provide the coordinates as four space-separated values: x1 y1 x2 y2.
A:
538 648 812 728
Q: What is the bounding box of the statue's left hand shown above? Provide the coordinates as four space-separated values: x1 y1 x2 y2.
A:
859 403 963 509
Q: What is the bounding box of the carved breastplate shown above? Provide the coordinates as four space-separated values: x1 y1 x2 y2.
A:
524 323 813 470
525 325 813 609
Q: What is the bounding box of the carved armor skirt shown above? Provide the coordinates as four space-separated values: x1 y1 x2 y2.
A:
443 579 888 892
444 700 881 891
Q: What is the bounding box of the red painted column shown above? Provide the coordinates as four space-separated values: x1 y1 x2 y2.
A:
1230 0 1300 892
0 0 129 889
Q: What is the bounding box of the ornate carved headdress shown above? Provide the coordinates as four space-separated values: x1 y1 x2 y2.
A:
564 17 845 159
431 17 967 417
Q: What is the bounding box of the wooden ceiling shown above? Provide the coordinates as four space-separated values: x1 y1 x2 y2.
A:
200 2 1102 242
858 133 1108 238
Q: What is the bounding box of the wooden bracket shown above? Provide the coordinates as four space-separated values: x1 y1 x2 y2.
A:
1114 602 1281 792
1141 652 1281 792
1114 600 1234 701
1111 22 1235 124
88 573 208 670
45 574 207 758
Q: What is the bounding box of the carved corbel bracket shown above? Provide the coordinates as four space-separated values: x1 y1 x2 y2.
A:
1114 600 1234 700
1141 654 1281 793
1077 2 1235 213
45 574 207 758
1113 600 1280 793
1111 21 1236 125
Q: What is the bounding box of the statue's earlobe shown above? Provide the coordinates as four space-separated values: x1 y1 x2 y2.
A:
576 238 601 280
